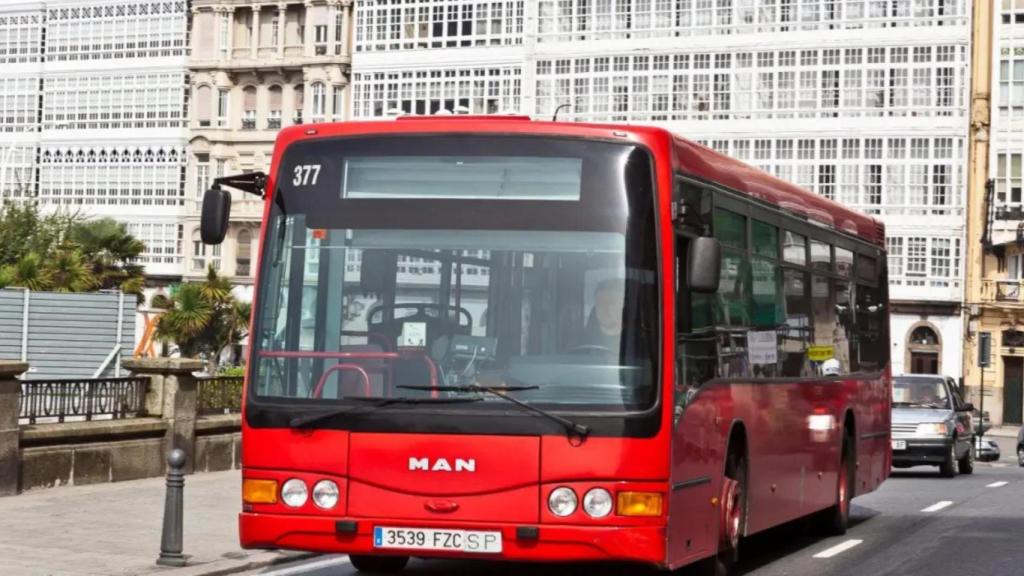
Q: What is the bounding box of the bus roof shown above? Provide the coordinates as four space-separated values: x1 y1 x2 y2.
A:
276 117 884 245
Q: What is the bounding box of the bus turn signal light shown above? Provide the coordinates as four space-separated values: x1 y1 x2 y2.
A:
243 479 279 504
617 492 663 517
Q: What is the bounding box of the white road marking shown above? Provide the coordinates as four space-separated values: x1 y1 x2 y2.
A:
260 556 351 576
921 500 954 513
987 481 1009 488
813 539 863 559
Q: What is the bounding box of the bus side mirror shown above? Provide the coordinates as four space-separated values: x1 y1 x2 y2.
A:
687 237 721 293
201 188 232 245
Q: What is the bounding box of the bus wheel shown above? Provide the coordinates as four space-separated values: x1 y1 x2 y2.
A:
814 433 852 536
349 555 409 574
717 452 747 575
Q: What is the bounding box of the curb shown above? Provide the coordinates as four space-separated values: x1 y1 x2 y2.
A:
159 551 320 576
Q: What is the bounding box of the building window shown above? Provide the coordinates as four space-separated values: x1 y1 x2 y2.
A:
995 153 1024 219
311 82 326 121
195 85 213 127
195 154 210 199
237 229 252 276
293 84 305 124
531 46 966 122
42 2 187 62
355 0 523 52
906 237 928 279
315 25 328 54
332 85 345 120
38 147 186 209
242 86 257 129
217 89 229 127
192 229 221 272
268 85 283 128
352 66 522 117
219 11 230 58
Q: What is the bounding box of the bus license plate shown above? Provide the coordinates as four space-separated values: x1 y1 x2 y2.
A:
891 440 907 450
373 526 502 554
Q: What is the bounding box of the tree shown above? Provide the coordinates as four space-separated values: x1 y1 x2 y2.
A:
68 218 146 293
0 203 146 296
155 266 251 370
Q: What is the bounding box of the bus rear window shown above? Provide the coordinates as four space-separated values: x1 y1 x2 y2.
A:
342 156 583 201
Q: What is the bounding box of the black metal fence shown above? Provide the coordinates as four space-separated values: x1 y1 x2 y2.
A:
197 376 244 415
19 377 150 424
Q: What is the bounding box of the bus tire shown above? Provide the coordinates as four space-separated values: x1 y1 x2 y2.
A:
815 432 853 536
349 555 409 574
713 446 748 576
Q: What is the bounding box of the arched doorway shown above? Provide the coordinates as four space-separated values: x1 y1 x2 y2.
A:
906 324 941 374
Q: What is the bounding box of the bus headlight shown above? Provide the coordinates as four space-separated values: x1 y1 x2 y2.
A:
312 480 339 509
583 488 613 518
548 487 578 517
281 478 308 507
916 422 948 436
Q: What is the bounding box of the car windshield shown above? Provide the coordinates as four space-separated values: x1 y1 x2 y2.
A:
249 135 659 415
892 377 951 409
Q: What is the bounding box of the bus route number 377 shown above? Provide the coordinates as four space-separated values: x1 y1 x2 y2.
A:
373 526 503 554
292 164 321 187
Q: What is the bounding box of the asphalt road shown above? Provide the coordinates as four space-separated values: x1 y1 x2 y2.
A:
244 461 1024 576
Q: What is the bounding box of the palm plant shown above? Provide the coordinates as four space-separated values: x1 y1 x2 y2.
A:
1 253 53 291
46 249 99 293
155 266 250 369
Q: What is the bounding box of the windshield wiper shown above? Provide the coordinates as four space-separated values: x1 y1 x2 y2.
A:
397 384 591 441
289 396 482 429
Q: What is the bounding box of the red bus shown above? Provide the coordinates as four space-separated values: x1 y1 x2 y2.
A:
200 117 891 574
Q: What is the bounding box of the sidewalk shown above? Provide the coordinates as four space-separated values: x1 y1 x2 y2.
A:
0 471 308 576
985 425 1021 438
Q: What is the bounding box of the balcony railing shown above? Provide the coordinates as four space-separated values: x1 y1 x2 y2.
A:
241 117 256 130
19 377 149 424
267 116 281 129
983 279 1024 303
996 206 1024 221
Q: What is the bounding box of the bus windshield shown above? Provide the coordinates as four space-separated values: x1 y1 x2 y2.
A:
250 135 659 418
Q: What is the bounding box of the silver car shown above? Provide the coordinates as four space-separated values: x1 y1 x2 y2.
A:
891 374 975 477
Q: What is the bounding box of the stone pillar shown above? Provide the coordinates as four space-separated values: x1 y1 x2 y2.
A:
251 5 261 59
0 361 28 496
340 0 351 56
122 358 204 474
304 2 315 57
226 7 236 57
326 1 338 56
277 3 287 57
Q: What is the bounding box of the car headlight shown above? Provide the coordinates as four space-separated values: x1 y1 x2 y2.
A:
312 480 339 509
583 488 613 518
281 478 308 507
548 487 578 517
916 422 948 436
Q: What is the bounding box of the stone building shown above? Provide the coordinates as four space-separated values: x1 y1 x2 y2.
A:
964 0 1024 426
185 0 353 285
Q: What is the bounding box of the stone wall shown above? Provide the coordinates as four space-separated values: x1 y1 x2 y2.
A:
1 359 242 496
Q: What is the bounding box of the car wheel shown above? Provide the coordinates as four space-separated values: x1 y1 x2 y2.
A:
349 555 409 574
1017 446 1024 467
939 442 957 478
958 438 974 475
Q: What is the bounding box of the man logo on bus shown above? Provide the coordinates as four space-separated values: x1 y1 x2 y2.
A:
408 457 476 473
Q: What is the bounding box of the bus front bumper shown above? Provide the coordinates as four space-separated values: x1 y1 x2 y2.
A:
239 513 666 565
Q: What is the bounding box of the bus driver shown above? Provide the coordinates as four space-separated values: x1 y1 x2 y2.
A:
582 279 624 351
